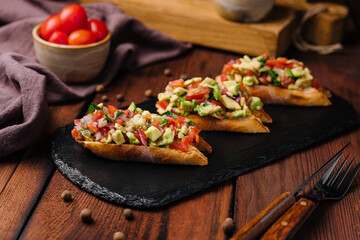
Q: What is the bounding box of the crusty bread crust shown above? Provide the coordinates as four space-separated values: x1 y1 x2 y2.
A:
246 85 332 106
186 115 269 133
77 140 209 166
252 109 272 123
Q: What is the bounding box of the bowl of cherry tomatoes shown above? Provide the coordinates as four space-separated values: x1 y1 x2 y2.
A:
32 4 111 83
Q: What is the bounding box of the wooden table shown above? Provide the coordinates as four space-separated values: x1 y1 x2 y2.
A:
1 18 360 240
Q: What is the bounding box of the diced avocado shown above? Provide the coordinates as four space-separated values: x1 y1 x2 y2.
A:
223 81 240 96
288 84 299 90
192 99 198 109
234 74 242 82
200 77 216 86
184 77 201 87
101 132 113 143
219 95 241 110
126 132 139 145
242 76 258 86
149 141 158 147
173 87 187 96
180 125 189 135
291 67 304 77
184 78 195 87
145 126 162 142
232 110 244 118
151 114 165 123
112 130 125 145
303 68 313 81
128 102 136 112
158 128 174 146
212 85 220 100
181 100 193 112
243 105 252 116
250 97 262 110
197 104 222 116
157 93 171 102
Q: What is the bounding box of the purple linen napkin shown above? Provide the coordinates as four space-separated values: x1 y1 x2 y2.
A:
0 0 191 159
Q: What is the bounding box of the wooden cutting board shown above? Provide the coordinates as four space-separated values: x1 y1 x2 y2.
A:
81 0 297 56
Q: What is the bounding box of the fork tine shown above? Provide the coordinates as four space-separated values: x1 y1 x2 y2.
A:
327 155 350 187
337 161 360 198
335 157 356 189
319 151 343 185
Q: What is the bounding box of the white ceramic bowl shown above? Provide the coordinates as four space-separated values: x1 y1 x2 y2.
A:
214 0 275 23
32 24 111 83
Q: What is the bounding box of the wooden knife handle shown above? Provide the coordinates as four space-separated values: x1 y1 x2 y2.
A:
231 192 295 240
260 198 316 240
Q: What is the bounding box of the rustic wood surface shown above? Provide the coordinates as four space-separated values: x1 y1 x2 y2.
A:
1 5 360 240
81 0 296 56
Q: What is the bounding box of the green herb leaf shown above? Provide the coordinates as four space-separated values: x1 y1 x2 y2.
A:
115 111 124 118
188 120 196 126
104 114 113 123
285 68 295 79
161 111 178 118
159 119 168 127
88 102 101 114
258 58 267 67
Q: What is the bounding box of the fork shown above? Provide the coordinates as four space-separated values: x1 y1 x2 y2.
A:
260 153 360 240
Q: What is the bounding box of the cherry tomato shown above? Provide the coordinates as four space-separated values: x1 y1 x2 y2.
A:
168 79 184 88
89 19 108 42
40 14 62 41
48 31 68 45
68 29 95 45
60 4 88 34
185 86 211 100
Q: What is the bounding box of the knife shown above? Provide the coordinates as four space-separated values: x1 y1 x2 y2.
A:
231 143 349 240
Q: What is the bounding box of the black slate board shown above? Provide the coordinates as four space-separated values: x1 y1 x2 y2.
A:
52 95 358 208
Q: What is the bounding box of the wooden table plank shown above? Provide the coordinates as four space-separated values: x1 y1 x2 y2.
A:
0 102 85 239
19 48 236 240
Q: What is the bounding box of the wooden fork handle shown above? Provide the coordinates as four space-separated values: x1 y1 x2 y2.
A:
231 192 295 240
260 198 317 240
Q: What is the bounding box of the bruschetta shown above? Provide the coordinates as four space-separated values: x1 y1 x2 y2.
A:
156 77 272 133
72 102 212 166
216 54 331 106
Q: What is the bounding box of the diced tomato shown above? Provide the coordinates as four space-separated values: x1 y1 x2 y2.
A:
74 119 81 126
168 79 184 88
166 118 176 127
155 100 169 112
116 119 124 125
187 80 201 89
151 119 161 128
277 57 288 64
93 110 104 121
138 128 148 146
246 70 254 76
211 100 225 109
169 139 188 152
285 62 295 69
220 74 228 82
185 86 211 100
87 123 99 133
311 79 320 89
181 136 192 147
281 77 294 88
188 127 201 143
123 109 131 116
236 58 242 64
134 133 142 145
240 82 246 92
107 105 119 116
175 116 186 126
266 56 286 69
222 62 235 75
71 129 79 138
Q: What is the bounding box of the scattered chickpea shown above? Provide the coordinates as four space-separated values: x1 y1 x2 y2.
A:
222 217 234 235
61 190 72 202
180 74 188 80
163 68 171 76
123 208 133 220
144 89 153 98
116 94 124 102
102 95 109 102
113 231 125 240
80 208 93 224
96 84 105 93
